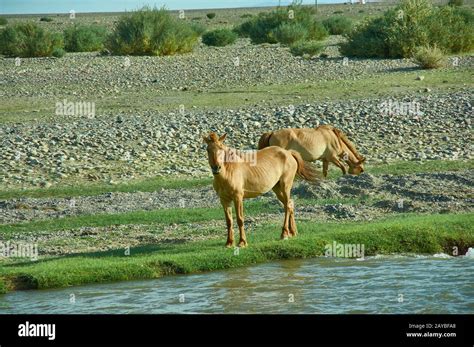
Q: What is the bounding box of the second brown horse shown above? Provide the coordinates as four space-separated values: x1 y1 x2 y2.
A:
258 125 366 177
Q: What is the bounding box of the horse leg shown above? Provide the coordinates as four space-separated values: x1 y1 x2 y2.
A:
273 184 289 239
323 160 329 178
221 199 234 248
234 195 248 248
274 181 294 239
288 198 297 237
282 185 297 237
331 156 347 175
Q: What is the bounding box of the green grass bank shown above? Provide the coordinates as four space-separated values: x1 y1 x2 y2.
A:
1 213 472 294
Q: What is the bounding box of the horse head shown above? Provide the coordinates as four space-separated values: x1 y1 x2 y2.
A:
348 156 366 175
203 132 227 175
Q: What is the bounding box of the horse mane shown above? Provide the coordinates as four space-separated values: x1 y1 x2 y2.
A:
332 127 364 161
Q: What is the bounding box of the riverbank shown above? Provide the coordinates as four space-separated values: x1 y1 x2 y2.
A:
1 213 472 293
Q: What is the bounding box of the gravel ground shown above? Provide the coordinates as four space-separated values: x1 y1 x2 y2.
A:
1 36 472 98
1 170 472 224
1 89 472 188
1 34 472 188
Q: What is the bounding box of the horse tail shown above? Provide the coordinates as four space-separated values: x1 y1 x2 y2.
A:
332 128 365 162
257 131 273 150
290 150 321 182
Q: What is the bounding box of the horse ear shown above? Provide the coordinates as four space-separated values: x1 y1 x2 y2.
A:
202 135 209 144
219 133 227 142
359 157 366 164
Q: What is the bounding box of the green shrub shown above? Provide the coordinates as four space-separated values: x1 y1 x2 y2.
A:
106 7 199 56
40 17 53 22
271 22 307 45
64 25 107 52
0 18 8 26
425 6 474 53
305 20 328 41
52 47 66 58
202 28 237 46
234 19 257 38
412 45 447 69
237 9 288 44
448 0 463 6
0 23 63 57
323 16 353 35
290 40 324 57
206 13 216 19
340 16 390 58
333 10 344 14
340 0 474 58
241 13 253 19
190 23 206 36
235 2 327 45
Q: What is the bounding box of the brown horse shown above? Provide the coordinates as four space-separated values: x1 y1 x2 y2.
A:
258 125 365 177
203 132 319 247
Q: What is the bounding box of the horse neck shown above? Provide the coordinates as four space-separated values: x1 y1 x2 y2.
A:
341 143 359 166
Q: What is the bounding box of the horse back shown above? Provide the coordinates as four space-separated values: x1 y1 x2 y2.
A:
270 128 335 161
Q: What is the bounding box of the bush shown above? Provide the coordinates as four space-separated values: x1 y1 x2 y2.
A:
206 13 216 19
0 23 63 57
106 7 199 56
323 16 353 35
52 47 66 58
448 0 463 6
333 10 344 14
290 40 324 57
241 14 253 19
64 25 107 52
40 17 53 22
340 0 474 58
339 16 391 58
426 6 474 54
0 18 8 26
235 2 327 45
202 28 237 46
271 22 308 45
190 23 206 36
412 45 446 69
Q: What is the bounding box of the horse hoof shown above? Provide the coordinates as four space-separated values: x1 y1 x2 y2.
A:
282 236 289 241
238 242 248 248
225 243 234 248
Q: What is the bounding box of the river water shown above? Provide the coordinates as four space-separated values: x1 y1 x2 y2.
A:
1 255 473 314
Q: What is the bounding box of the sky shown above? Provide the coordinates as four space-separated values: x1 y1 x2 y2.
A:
1 0 350 15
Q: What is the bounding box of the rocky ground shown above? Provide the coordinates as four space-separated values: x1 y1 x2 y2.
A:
1 170 473 224
0 88 472 188
1 32 472 188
